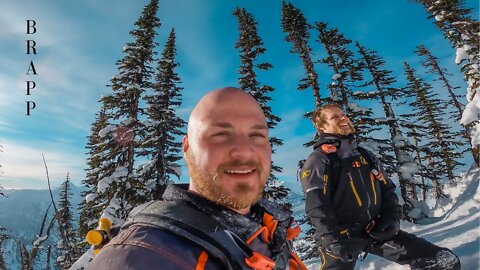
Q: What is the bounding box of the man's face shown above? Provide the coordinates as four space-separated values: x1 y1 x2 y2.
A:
320 107 355 135
184 91 271 212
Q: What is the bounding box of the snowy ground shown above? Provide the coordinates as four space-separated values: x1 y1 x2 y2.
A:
304 165 480 270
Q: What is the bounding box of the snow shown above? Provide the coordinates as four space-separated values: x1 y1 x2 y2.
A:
97 178 112 193
303 165 480 269
455 44 473 64
434 14 444 21
32 234 48 247
85 193 96 203
332 73 341 80
69 247 94 270
398 162 419 180
461 92 480 125
348 102 370 114
121 118 135 126
98 125 117 138
460 93 480 145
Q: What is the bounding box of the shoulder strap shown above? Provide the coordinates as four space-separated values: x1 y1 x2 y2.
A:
123 201 254 270
356 146 378 171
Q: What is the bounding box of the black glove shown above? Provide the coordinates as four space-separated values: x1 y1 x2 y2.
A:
369 218 400 241
319 234 364 262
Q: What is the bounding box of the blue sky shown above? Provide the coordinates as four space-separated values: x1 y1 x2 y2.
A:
0 0 478 189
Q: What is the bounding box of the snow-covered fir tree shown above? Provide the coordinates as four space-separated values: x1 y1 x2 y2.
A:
415 45 473 160
78 105 117 239
402 62 465 202
95 0 161 224
233 7 290 207
414 0 479 165
280 3 320 257
315 22 380 144
355 42 421 218
281 1 321 107
55 174 80 269
20 203 55 270
138 28 186 200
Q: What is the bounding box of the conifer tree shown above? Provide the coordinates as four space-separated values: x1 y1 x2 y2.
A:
78 105 116 237
403 62 465 201
55 173 79 269
0 226 8 270
96 0 161 223
233 7 290 206
315 22 379 143
413 0 479 165
355 42 419 216
138 28 186 200
399 120 430 200
281 1 321 107
415 45 474 160
21 204 55 270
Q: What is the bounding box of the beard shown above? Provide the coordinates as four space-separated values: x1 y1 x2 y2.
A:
185 150 269 210
336 121 356 135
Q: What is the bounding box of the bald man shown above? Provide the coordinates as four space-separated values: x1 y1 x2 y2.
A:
88 87 307 270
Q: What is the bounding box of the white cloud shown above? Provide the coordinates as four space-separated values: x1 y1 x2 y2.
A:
0 139 85 189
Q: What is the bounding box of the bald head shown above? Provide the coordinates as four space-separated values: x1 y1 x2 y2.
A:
182 87 272 213
187 87 266 139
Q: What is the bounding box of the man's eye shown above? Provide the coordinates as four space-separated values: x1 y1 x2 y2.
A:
250 133 266 139
212 132 230 137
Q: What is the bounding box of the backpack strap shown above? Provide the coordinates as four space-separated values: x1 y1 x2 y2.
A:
122 201 275 270
314 145 378 193
356 146 379 173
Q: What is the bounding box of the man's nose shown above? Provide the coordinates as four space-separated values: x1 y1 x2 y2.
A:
230 136 254 160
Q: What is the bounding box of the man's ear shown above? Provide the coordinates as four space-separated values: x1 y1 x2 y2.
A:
182 135 189 152
315 123 325 133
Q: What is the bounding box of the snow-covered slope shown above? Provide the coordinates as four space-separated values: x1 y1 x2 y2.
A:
304 165 480 269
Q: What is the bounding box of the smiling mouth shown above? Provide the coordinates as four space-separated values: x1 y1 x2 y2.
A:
224 169 255 174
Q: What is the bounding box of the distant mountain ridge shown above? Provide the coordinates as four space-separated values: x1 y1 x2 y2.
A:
0 184 83 269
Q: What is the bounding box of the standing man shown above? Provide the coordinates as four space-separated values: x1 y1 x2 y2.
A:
299 103 460 270
88 87 307 270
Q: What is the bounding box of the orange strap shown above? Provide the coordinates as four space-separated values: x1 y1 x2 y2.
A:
194 251 209 270
288 252 308 270
245 251 276 270
246 226 268 244
262 212 278 243
286 225 301 240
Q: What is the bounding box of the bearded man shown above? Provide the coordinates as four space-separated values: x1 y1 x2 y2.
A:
299 103 461 270
88 87 307 270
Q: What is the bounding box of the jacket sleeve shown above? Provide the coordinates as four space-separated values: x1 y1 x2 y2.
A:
375 158 402 222
299 151 339 236
87 226 224 270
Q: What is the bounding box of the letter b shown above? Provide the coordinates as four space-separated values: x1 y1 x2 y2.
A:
26 20 37 34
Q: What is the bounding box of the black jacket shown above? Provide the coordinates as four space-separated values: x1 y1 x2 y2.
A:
299 133 401 240
88 184 305 269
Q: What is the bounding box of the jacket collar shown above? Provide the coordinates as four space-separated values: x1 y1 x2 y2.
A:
313 133 359 159
162 184 291 242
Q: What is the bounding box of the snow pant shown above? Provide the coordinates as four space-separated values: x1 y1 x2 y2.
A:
318 230 461 270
